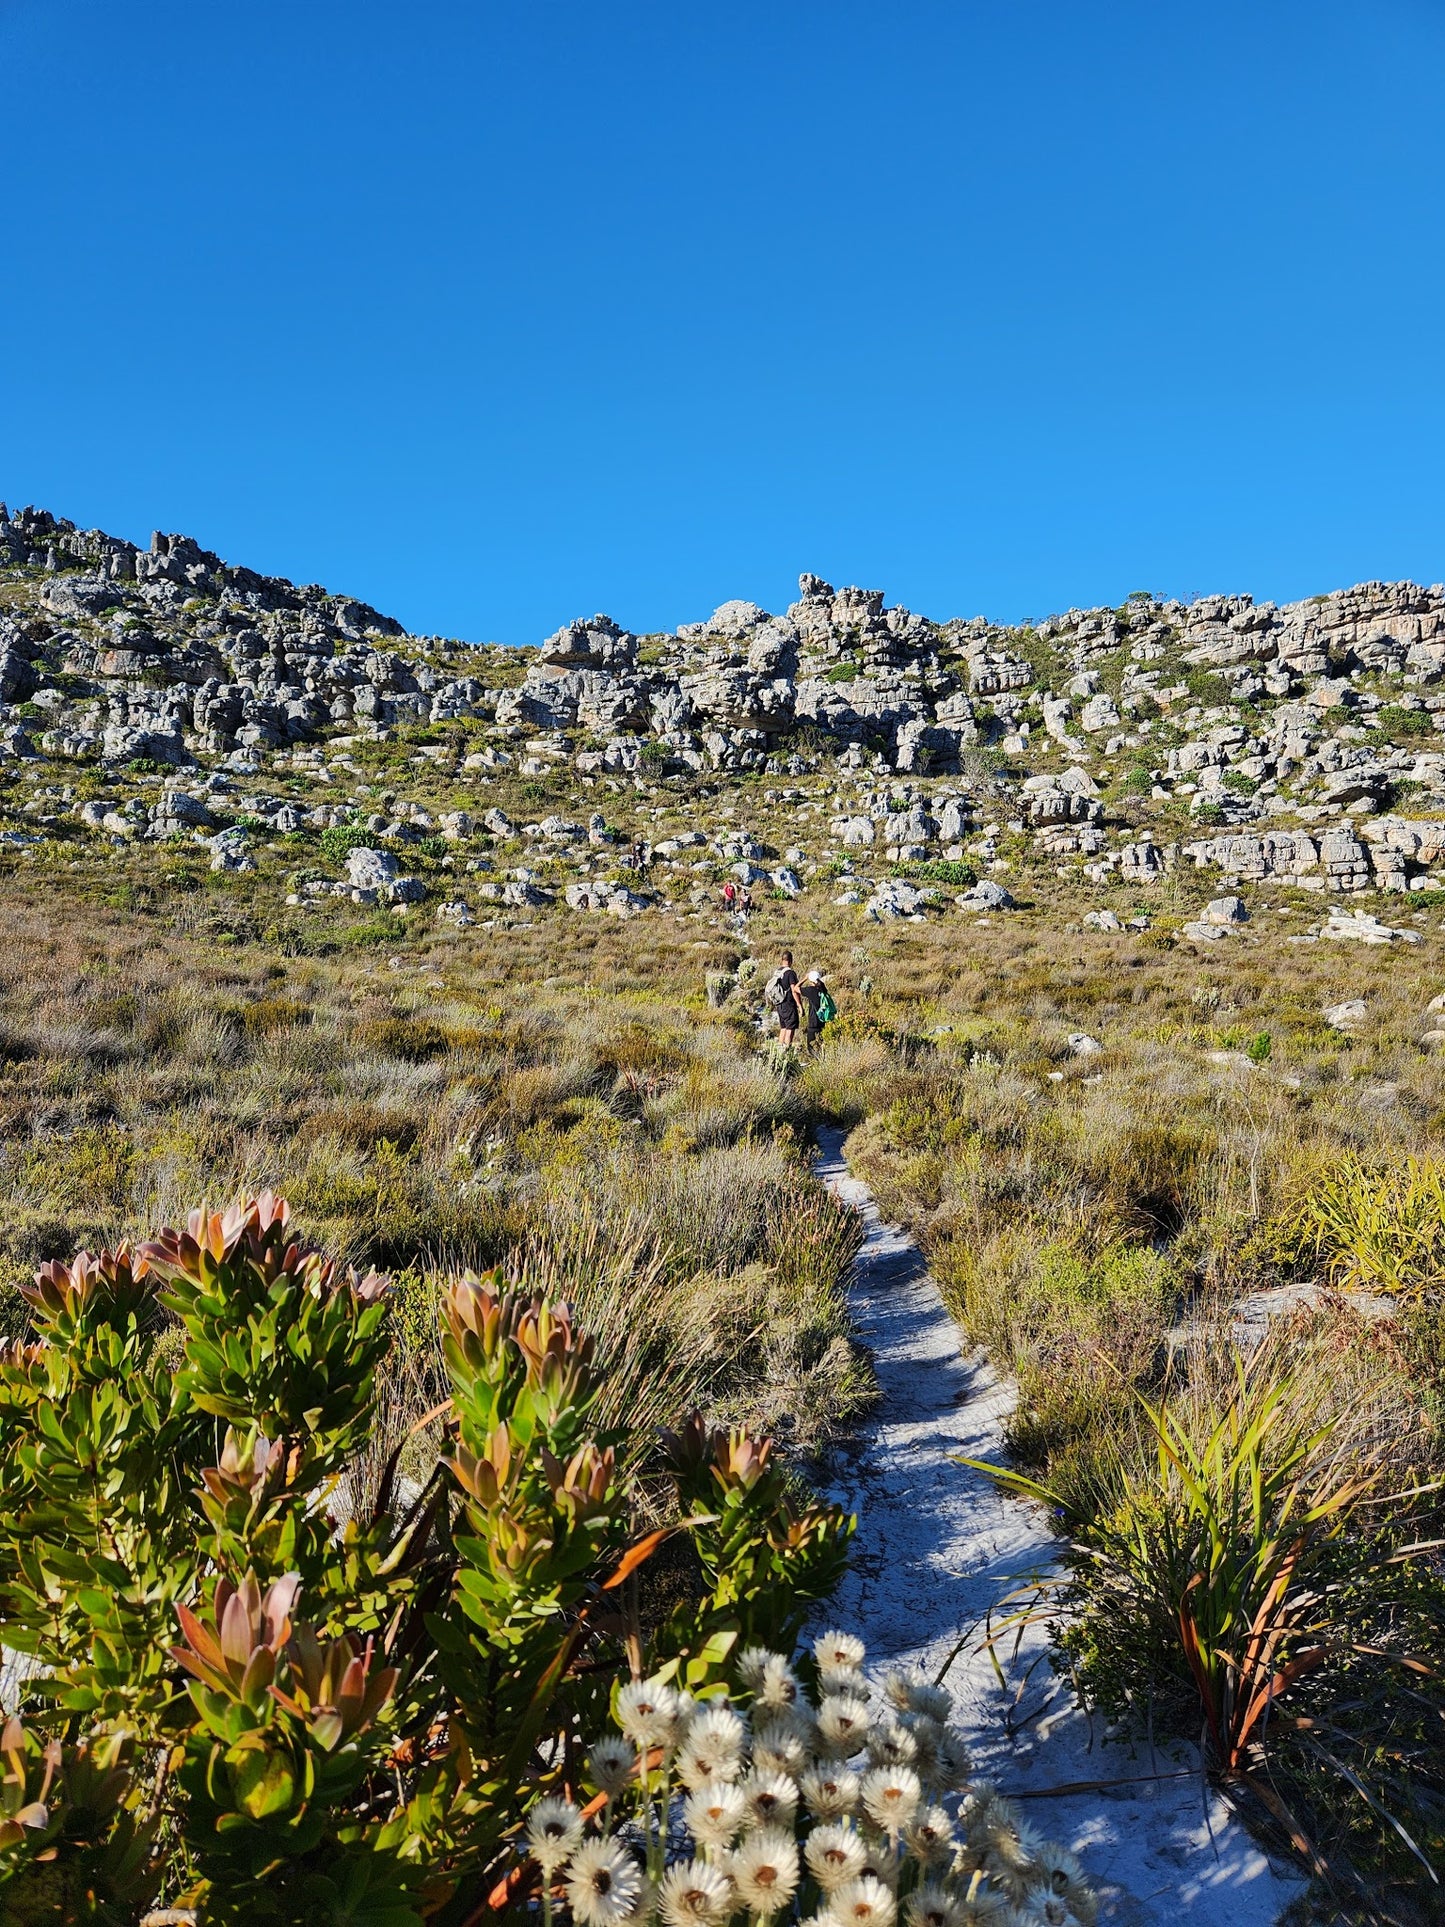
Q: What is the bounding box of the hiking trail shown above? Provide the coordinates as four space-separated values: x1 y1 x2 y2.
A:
814 1126 1304 1926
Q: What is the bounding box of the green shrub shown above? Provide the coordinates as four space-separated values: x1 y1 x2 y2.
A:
241 994 311 1036
899 858 977 887
0 1199 851 1922
1378 704 1435 738
1184 667 1231 706
319 821 376 863
353 1015 449 1061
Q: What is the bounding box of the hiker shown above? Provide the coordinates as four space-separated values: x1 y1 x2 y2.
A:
765 949 801 1047
796 968 837 1049
721 879 737 913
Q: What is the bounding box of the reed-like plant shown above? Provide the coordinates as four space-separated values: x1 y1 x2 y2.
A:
1282 1153 1445 1299
968 1339 1431 1872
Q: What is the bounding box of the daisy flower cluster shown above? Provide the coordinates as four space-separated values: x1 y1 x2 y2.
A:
524 1632 1096 1927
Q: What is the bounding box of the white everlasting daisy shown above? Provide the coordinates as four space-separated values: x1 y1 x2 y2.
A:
903 1803 955 1867
860 1763 922 1835
798 1763 859 1819
683 1780 747 1851
566 1838 645 1927
616 1677 682 1749
865 1716 918 1767
907 1723 941 1787
751 1715 809 1776
882 1670 952 1725
1027 1839 1089 1903
907 1682 953 1725
812 1629 866 1673
525 1795 583 1874
959 1782 1003 1846
739 1767 799 1831
678 1725 747 1790
656 1857 733 1927
736 1646 778 1690
959 1882 1015 1922
818 1664 870 1700
1017 1894 1083 1927
816 1694 872 1758
754 1654 801 1710
587 1735 638 1799
860 1838 899 1886
731 1825 800 1916
903 1883 960 1927
980 1804 1033 1875
882 1668 927 1713
828 1873 898 1927
690 1703 748 1754
803 1820 868 1892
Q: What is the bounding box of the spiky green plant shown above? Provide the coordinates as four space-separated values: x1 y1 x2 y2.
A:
1284 1154 1445 1299
969 1340 1432 1875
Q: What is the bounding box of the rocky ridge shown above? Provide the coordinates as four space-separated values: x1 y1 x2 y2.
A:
5 502 1445 927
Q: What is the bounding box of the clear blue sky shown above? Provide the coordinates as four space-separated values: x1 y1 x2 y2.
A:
3 2 1443 644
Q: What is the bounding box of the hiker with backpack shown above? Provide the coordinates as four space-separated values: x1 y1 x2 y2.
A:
796 968 837 1049
765 949 801 1047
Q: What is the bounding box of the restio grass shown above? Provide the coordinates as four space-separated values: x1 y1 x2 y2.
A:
0 869 1441 1919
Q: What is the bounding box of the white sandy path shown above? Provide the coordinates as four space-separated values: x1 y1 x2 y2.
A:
814 1127 1304 1927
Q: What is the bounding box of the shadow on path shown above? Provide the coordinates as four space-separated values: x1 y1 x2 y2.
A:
813 1126 1302 1927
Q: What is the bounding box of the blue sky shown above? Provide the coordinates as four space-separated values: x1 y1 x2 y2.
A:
2 1 1443 644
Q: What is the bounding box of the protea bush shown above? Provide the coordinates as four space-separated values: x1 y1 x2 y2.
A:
0 1194 852 1924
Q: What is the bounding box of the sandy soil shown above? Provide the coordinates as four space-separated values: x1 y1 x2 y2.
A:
815 1127 1304 1926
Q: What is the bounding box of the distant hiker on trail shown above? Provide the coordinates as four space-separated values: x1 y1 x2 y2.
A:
796 968 835 1049
765 949 800 1048
630 837 650 874
722 879 737 913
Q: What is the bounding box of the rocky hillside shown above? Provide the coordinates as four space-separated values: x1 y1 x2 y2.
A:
4 500 1445 935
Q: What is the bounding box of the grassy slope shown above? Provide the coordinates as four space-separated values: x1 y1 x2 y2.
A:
0 870 1441 1914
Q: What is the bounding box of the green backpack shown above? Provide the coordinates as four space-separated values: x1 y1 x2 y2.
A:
817 988 837 1026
